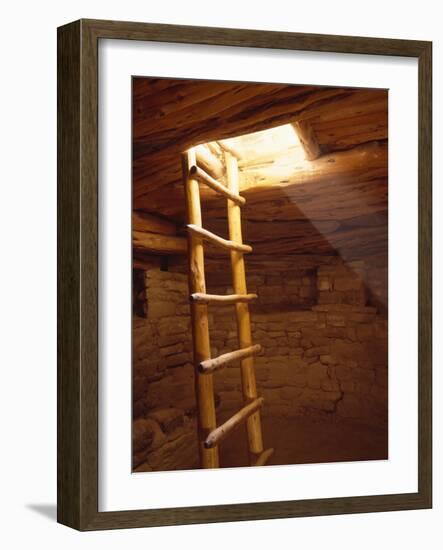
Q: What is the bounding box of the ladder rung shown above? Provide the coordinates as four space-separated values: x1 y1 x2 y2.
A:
254 448 274 466
199 344 262 374
189 165 246 206
204 397 264 449
191 292 257 305
187 224 252 253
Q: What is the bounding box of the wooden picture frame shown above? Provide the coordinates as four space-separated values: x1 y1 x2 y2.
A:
57 19 432 530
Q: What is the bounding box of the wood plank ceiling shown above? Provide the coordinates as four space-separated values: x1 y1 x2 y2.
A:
133 78 388 262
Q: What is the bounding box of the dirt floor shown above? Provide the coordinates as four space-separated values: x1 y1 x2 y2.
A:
219 415 388 468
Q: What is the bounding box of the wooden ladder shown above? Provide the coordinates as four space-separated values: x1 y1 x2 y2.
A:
182 147 274 469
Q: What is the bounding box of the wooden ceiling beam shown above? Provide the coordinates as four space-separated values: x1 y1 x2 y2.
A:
239 140 387 193
132 210 177 235
292 120 321 160
133 87 352 159
133 230 187 255
131 79 388 258
194 144 225 181
216 139 242 160
132 210 186 256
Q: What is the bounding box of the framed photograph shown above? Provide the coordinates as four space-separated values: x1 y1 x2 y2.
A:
57 19 432 530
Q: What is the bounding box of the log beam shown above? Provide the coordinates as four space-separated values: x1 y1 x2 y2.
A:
132 230 187 255
195 144 225 181
292 120 321 160
216 139 242 160
132 210 177 235
239 141 388 192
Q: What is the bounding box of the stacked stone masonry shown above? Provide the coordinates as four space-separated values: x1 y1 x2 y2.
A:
133 260 387 471
133 271 198 472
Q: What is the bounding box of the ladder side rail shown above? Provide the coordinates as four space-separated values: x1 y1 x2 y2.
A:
183 148 219 469
225 151 265 464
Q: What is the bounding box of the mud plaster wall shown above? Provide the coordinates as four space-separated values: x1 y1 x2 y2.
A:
133 259 387 472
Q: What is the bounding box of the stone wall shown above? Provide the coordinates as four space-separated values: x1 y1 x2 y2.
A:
209 261 387 423
133 270 198 472
365 259 388 318
212 305 387 422
133 258 388 471
206 269 318 311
